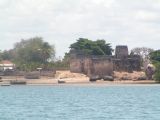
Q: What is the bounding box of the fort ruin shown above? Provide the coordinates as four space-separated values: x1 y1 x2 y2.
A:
70 45 141 81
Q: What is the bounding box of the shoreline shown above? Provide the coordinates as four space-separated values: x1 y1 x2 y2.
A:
7 83 160 87
0 70 159 86
26 81 158 85
1 79 159 86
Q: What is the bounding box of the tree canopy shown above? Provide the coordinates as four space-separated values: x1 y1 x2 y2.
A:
149 50 160 81
150 50 160 62
15 37 54 62
0 50 14 61
0 37 55 71
70 38 113 55
14 37 55 70
131 47 154 61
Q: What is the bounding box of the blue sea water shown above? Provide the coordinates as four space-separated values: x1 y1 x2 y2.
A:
0 85 160 120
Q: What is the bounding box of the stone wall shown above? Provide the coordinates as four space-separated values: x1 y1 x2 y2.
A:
83 57 92 75
88 56 113 77
70 45 141 78
70 55 84 73
70 54 114 78
113 46 141 72
113 57 141 72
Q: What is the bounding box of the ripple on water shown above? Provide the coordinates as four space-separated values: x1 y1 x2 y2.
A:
0 85 160 120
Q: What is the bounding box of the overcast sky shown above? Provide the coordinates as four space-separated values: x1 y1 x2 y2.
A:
0 0 160 57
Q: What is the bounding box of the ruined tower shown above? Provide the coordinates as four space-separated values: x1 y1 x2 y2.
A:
113 45 141 72
115 45 128 59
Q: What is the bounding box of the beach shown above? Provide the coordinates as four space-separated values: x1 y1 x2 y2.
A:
0 70 157 85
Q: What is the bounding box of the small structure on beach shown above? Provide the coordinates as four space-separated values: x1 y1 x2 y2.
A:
0 60 16 76
0 60 15 71
70 45 141 81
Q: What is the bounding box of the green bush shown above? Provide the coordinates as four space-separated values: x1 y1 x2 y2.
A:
153 62 160 82
150 50 160 82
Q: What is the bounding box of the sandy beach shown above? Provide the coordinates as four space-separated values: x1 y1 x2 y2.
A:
0 70 158 86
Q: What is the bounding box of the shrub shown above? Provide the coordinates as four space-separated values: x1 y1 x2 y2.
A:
153 62 160 82
150 50 160 82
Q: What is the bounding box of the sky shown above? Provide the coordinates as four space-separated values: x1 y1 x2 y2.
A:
0 0 160 57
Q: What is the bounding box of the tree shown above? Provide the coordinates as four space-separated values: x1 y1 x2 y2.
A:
0 50 2 61
13 37 55 71
131 47 154 61
150 50 160 62
70 38 113 55
0 50 15 61
150 50 160 82
49 53 70 70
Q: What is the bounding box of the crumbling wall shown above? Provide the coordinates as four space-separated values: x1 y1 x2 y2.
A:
70 45 141 78
113 46 141 72
70 55 113 78
83 57 92 76
90 56 113 77
70 56 84 73
70 49 85 73
113 59 132 72
113 57 141 72
128 56 141 71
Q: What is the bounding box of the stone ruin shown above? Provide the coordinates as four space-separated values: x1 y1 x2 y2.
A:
70 45 141 81
113 45 141 72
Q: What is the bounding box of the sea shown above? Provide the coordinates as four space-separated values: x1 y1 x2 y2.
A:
0 85 160 120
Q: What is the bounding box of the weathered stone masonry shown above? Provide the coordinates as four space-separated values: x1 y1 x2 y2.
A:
113 45 141 72
70 45 141 80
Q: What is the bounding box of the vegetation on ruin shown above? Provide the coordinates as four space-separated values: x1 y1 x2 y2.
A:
69 38 113 55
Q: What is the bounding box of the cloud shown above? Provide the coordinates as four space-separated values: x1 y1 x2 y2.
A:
0 0 160 56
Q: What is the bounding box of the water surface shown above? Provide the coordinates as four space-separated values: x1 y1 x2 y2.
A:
0 85 160 120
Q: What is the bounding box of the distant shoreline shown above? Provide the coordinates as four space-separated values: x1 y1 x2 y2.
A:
13 82 160 87
20 80 159 86
0 70 159 86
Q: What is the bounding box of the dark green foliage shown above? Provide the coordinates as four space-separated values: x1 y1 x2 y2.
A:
14 37 54 63
152 62 160 82
51 53 70 70
0 37 55 65
150 50 160 82
0 50 14 61
150 50 160 62
13 37 55 71
70 38 113 55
